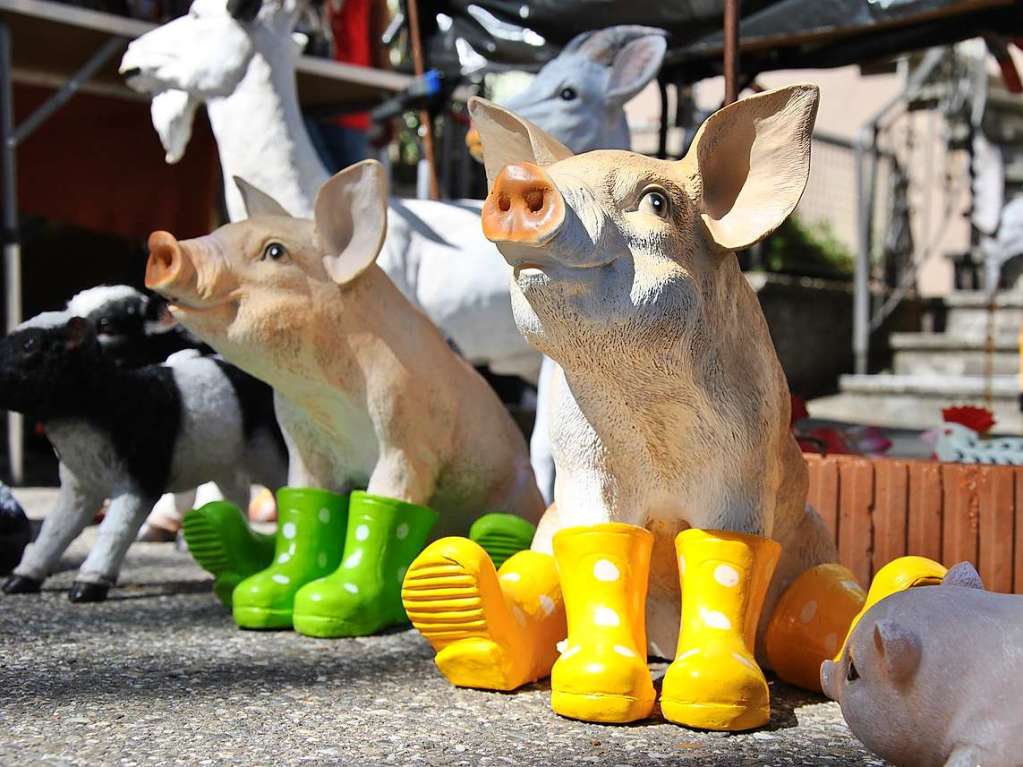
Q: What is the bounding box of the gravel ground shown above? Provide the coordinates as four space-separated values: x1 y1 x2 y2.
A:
0 491 884 767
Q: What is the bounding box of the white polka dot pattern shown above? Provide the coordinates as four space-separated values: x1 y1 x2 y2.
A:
593 559 620 582
714 564 740 588
593 606 620 627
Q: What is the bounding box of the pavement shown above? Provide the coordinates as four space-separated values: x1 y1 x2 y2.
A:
0 490 884 767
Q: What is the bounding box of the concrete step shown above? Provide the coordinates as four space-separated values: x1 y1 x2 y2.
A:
944 291 1023 337
890 332 1019 375
810 373 1023 432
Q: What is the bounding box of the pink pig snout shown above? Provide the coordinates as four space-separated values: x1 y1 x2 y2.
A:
482 162 565 247
146 230 197 300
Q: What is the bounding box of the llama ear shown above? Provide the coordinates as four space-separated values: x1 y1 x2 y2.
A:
315 160 388 285
234 177 291 218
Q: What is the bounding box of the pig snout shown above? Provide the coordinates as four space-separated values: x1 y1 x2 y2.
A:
482 163 565 247
146 231 198 301
820 659 840 702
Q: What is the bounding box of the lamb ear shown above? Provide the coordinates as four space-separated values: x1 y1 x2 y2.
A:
315 160 388 285
685 84 819 252
468 97 574 188
943 562 985 590
65 316 96 351
873 619 921 683
606 35 667 105
234 177 291 218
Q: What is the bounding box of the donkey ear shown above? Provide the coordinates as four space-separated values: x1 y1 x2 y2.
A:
234 177 291 219
468 97 574 188
607 35 666 105
686 84 819 252
315 160 388 285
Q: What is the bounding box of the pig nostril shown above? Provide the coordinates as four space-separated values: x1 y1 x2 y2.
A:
524 189 545 214
498 193 511 213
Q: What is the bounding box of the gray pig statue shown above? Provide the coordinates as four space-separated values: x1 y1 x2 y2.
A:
822 561 1023 767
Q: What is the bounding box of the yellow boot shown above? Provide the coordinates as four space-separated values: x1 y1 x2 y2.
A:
661 529 781 732
550 523 655 724
765 564 866 692
833 555 946 661
400 537 564 691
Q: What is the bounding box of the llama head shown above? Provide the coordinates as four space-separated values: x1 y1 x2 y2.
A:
119 0 305 162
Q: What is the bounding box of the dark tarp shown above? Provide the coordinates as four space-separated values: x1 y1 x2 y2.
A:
421 0 1023 82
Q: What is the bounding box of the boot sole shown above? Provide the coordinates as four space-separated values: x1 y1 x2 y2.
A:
233 605 293 630
551 690 655 724
292 612 402 638
401 545 528 691
660 699 770 731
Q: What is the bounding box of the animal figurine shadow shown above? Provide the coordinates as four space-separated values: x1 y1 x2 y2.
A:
119 3 666 500
402 88 868 730
823 561 1023 767
0 313 286 602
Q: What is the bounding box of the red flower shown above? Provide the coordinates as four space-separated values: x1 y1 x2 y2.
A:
942 406 996 435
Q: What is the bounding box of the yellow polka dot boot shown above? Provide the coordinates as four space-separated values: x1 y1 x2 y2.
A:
764 563 867 692
549 523 656 724
401 538 565 691
831 555 947 663
660 529 781 732
232 488 349 630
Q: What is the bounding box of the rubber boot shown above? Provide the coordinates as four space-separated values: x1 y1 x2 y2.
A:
469 513 536 570
550 523 655 724
661 529 781 732
232 488 348 630
293 492 438 638
764 564 866 691
182 501 276 606
402 538 564 691
833 555 946 662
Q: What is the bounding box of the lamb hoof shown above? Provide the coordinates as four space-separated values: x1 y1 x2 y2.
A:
68 581 109 603
2 574 42 594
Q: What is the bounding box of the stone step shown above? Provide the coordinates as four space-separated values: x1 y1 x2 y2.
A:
890 332 1019 375
810 373 1023 432
944 291 1023 337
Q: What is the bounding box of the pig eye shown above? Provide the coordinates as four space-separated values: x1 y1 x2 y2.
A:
639 189 670 219
846 658 859 682
262 242 287 261
559 87 577 101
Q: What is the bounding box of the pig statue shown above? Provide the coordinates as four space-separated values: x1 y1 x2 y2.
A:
822 561 1023 767
402 87 868 730
144 160 545 635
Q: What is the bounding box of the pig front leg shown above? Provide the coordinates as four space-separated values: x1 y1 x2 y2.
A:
73 490 159 602
6 463 104 591
366 448 437 508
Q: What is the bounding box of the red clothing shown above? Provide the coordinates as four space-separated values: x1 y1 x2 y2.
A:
330 0 372 132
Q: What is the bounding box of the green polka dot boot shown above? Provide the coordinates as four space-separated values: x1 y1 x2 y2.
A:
182 500 276 606
468 512 537 570
232 488 349 630
292 491 438 638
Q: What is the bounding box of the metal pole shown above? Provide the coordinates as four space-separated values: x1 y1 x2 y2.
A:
406 0 439 200
723 0 739 105
0 20 23 484
854 126 877 375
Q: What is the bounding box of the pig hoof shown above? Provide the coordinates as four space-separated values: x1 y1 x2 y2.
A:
2 574 42 594
68 581 109 603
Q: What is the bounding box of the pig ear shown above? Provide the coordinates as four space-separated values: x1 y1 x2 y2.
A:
468 97 574 188
235 177 291 219
943 562 985 590
873 619 921 683
315 159 388 285
686 84 819 252
606 35 667 105
65 316 96 351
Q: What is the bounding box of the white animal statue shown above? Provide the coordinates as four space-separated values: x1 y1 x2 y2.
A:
402 90 868 730
144 160 544 536
119 4 666 500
